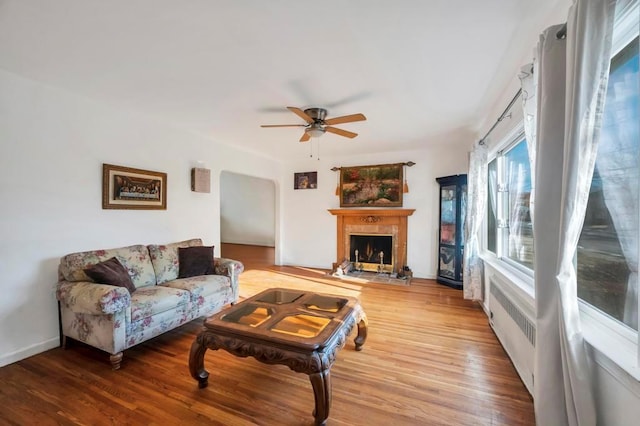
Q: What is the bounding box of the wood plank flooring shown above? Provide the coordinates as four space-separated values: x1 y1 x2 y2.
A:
0 243 534 425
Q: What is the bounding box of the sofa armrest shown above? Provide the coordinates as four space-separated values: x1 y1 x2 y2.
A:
57 280 131 315
214 258 244 300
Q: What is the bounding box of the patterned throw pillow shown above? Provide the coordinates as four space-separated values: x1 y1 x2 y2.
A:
178 246 215 278
84 257 137 293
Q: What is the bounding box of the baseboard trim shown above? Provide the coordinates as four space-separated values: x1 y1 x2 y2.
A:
221 241 275 247
0 337 59 367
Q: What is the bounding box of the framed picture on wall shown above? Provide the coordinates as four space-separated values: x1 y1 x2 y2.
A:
340 163 403 207
102 163 167 210
294 171 317 190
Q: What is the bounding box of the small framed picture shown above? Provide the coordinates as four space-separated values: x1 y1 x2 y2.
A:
102 163 167 210
294 171 317 190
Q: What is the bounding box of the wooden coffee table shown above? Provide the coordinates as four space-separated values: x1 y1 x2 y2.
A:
189 287 368 426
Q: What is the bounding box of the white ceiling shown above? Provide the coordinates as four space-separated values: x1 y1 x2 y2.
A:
0 0 566 161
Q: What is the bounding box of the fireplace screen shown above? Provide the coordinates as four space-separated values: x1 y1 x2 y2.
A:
350 234 393 270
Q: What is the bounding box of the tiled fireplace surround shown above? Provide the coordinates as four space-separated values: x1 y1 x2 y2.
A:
328 209 415 273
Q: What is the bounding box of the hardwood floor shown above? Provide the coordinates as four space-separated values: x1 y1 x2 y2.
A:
0 244 534 425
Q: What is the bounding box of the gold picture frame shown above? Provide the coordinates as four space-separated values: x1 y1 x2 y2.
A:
102 164 167 210
340 163 403 207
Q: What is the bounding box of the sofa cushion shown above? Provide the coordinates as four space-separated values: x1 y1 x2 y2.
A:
178 246 215 278
60 244 157 289
130 285 191 322
161 274 231 304
147 238 203 284
126 304 191 348
84 257 137 293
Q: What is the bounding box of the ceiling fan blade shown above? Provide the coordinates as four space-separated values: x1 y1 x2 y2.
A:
324 113 366 125
326 126 358 139
287 106 314 124
299 132 311 142
261 124 307 128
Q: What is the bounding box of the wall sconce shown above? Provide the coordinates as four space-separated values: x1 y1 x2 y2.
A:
191 167 211 193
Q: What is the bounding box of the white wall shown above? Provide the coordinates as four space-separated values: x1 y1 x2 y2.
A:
0 69 282 366
279 146 469 278
220 171 276 246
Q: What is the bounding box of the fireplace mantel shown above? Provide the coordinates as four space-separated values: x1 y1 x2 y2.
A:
327 209 415 217
328 209 415 273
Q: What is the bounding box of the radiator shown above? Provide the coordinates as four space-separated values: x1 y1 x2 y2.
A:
489 275 536 395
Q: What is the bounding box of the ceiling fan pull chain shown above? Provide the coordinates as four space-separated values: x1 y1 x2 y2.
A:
309 140 313 158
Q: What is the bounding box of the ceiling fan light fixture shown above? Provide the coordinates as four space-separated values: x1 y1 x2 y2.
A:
306 126 326 138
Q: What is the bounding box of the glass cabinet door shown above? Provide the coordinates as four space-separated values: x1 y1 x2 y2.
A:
436 175 467 289
440 185 457 244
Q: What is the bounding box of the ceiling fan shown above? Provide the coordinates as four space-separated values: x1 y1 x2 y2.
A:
261 107 366 142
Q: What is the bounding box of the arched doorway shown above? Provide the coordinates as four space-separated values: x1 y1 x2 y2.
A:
219 171 276 267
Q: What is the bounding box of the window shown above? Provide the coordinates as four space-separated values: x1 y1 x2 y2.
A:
483 0 639 378
578 36 639 331
486 137 535 271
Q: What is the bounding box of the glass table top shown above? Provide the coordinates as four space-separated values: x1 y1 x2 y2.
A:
303 294 347 313
218 289 350 339
221 304 274 327
271 314 332 338
255 289 303 304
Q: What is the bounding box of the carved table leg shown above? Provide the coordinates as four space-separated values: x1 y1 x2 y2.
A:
354 311 368 351
189 335 210 388
309 370 332 426
110 352 123 370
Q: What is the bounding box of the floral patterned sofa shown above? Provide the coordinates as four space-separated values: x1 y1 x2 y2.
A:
56 238 243 369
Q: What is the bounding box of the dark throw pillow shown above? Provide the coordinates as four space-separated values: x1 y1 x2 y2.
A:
84 257 137 293
178 246 215 278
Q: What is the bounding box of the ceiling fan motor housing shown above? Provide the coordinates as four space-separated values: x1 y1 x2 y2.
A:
304 108 328 122
304 108 328 136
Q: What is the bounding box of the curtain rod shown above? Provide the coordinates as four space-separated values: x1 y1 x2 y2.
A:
477 88 522 146
476 19 567 146
477 21 566 146
557 23 567 39
330 162 415 171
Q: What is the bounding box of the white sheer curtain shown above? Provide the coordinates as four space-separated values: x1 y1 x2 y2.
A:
596 74 638 328
507 159 529 263
599 165 639 329
533 1 616 425
519 62 537 224
463 144 487 301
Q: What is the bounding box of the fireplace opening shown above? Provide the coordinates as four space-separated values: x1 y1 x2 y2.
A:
350 234 393 270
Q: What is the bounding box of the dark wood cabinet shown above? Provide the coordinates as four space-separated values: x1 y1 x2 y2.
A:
436 174 467 289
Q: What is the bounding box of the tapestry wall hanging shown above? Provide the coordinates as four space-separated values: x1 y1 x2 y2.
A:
340 163 403 207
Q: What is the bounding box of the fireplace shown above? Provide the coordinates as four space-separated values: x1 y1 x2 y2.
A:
328 209 415 274
350 234 393 272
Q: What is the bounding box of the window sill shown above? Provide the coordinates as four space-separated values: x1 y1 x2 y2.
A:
580 301 640 386
481 251 535 312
